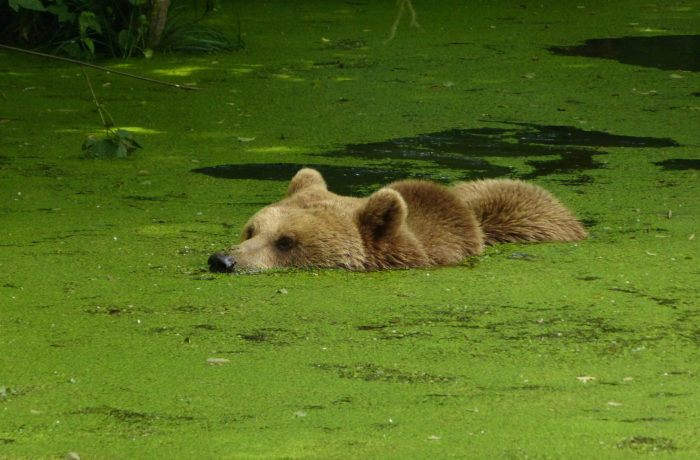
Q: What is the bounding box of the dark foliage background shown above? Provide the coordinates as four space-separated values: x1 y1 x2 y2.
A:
1 0 237 59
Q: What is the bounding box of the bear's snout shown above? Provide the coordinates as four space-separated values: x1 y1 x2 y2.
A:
208 252 236 273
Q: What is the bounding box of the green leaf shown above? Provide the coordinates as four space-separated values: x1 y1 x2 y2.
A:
118 29 131 50
115 129 142 151
115 129 133 139
82 37 95 54
82 136 117 158
46 5 76 23
10 0 46 12
56 41 85 60
78 11 102 35
115 142 128 158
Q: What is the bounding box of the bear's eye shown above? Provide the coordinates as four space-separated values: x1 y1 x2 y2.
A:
243 226 254 240
275 236 295 251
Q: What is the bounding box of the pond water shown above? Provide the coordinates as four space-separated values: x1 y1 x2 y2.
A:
1 1 698 458
194 123 680 193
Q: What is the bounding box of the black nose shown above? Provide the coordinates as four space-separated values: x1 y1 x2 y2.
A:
208 252 236 273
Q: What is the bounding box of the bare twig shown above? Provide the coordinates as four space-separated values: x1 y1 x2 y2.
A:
405 0 419 28
0 43 201 90
384 0 420 44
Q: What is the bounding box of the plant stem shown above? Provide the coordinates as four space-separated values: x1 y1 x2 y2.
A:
81 66 114 130
0 43 201 90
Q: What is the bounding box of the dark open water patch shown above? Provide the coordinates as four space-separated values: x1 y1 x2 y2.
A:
503 122 677 148
549 35 700 71
317 123 677 183
653 159 700 171
193 123 678 194
192 163 425 195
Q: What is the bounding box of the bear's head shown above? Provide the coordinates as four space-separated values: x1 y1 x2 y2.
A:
208 168 428 272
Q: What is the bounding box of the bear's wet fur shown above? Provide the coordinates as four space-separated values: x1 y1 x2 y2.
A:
208 168 586 272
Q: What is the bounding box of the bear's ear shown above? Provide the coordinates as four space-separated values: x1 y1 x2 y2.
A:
287 168 327 196
357 188 407 240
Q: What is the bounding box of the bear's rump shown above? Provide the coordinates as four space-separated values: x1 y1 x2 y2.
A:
453 179 587 244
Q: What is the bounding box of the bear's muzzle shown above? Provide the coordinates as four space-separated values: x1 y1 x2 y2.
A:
208 252 236 273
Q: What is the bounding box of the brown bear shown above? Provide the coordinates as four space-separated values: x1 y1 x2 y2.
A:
208 168 586 272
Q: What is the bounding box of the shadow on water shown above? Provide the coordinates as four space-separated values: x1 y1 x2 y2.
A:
549 35 700 71
191 163 423 195
192 123 679 194
653 159 700 171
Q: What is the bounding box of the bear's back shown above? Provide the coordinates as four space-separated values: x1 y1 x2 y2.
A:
389 181 485 264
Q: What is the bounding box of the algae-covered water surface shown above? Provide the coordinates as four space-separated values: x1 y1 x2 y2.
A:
1 1 698 458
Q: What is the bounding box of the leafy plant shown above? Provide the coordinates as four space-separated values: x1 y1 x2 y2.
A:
82 129 142 158
80 66 141 159
158 1 239 53
1 0 234 59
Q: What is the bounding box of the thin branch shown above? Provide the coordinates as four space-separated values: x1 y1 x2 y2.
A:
384 0 420 44
384 0 405 44
405 0 419 28
0 43 201 91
